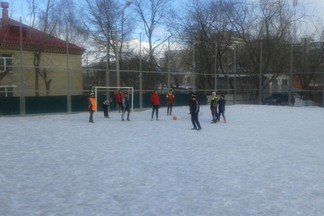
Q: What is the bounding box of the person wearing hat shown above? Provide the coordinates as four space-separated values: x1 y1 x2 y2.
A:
121 92 130 121
88 92 97 123
189 93 202 130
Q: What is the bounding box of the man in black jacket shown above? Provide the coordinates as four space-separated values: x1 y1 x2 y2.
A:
217 94 226 123
102 98 111 118
190 94 201 130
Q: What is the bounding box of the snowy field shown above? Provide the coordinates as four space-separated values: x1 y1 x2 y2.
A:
1 105 324 216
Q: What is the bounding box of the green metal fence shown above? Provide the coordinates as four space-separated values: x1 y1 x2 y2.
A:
0 92 209 115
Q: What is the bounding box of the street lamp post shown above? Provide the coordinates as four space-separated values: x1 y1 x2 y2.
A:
116 0 132 88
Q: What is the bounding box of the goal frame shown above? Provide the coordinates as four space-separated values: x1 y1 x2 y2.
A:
92 86 134 113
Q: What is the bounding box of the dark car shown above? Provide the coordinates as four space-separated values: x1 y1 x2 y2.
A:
262 93 290 105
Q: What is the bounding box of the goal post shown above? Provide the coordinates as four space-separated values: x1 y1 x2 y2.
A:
92 86 134 113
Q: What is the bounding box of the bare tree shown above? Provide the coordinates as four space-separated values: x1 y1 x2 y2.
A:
225 0 298 101
54 0 88 46
26 0 38 27
28 0 59 96
133 0 172 70
81 0 134 87
169 0 237 90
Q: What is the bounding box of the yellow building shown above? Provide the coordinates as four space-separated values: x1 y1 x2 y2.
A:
0 2 84 97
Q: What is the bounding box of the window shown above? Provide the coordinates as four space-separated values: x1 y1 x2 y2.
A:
0 85 16 97
0 54 13 72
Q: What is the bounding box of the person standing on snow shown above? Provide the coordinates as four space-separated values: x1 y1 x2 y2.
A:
166 89 175 116
217 94 226 123
190 93 201 130
188 91 195 113
151 90 161 120
102 98 112 118
88 93 96 123
291 94 295 106
210 91 218 123
121 92 131 121
115 90 123 113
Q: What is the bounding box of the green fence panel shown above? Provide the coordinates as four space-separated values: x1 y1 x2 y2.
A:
0 97 20 115
0 92 208 116
72 95 88 112
26 96 67 114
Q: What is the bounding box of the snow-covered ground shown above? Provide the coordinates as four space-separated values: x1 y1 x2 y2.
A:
1 105 324 216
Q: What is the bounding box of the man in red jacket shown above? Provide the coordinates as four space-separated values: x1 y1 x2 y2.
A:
151 90 161 120
115 90 123 113
166 89 175 116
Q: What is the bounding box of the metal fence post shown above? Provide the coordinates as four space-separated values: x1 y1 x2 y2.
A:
192 43 195 92
288 44 293 106
139 33 143 109
19 17 25 115
322 70 324 107
106 27 110 97
233 44 237 104
167 37 171 89
66 22 71 113
259 40 263 105
214 43 217 92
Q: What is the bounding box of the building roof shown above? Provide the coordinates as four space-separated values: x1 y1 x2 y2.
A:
0 17 85 55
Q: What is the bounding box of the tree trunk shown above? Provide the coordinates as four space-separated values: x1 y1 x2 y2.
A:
34 51 41 96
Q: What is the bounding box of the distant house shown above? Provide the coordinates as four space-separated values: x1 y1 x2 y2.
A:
0 2 85 97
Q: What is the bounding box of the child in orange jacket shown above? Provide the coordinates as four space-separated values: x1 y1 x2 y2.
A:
88 93 97 123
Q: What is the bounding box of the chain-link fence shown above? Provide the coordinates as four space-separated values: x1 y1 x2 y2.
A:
1 67 323 115
1 37 324 115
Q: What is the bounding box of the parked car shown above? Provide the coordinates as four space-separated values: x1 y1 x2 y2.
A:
262 93 290 105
